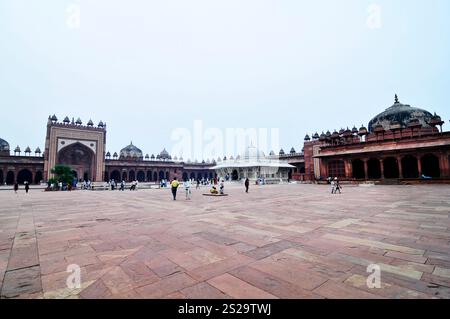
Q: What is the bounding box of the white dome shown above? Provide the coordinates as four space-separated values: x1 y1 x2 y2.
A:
243 145 265 161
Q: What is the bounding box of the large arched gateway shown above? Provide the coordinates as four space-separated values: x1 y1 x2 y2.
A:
57 142 95 181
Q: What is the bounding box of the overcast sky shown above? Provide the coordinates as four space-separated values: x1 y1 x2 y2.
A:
1 0 449 160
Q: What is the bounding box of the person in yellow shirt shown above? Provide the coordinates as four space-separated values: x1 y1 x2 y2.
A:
170 177 180 200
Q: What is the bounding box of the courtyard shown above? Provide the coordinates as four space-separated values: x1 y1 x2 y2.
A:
0 183 449 299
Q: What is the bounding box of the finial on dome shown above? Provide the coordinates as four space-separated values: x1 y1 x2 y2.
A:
394 94 399 104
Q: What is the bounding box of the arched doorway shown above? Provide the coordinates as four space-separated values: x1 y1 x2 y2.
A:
137 171 145 182
166 172 170 180
153 172 158 181
110 170 121 181
402 155 419 178
383 157 399 179
129 170 136 182
231 169 239 180
104 171 109 181
6 171 14 185
421 154 440 178
328 160 345 178
147 171 152 182
57 142 94 182
182 172 188 181
209 172 213 179
367 158 381 179
288 170 293 181
34 171 43 184
17 169 32 184
159 170 165 180
352 159 365 179
0 170 3 184
122 172 127 181
189 172 195 180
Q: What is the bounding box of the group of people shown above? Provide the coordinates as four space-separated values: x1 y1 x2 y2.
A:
168 177 228 200
13 181 30 194
328 177 342 194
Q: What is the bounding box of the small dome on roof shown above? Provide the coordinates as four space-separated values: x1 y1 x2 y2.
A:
326 131 331 137
113 152 118 158
14 145 21 152
63 116 70 123
352 126 358 133
429 113 444 126
151 154 155 159
75 118 82 125
0 138 10 152
98 121 104 127
159 148 170 160
25 146 31 153
120 141 143 159
312 132 320 139
319 132 326 141
304 134 311 141
290 147 296 154
358 125 368 136
35 147 41 154
331 130 339 139
87 119 94 126
145 154 149 159
279 149 285 155
51 114 58 122
269 150 275 156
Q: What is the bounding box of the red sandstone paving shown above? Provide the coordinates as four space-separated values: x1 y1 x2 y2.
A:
0 183 449 298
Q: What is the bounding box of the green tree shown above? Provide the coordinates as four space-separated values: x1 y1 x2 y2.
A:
51 164 75 185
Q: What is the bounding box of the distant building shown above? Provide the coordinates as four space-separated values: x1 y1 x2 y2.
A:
1 95 448 185
211 144 294 182
303 95 449 182
0 115 214 185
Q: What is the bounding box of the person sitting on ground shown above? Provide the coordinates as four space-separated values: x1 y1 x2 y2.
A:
210 185 218 194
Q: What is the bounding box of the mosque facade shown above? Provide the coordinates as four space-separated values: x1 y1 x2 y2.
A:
0 95 448 185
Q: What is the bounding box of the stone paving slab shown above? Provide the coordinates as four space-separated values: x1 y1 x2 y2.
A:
0 183 449 299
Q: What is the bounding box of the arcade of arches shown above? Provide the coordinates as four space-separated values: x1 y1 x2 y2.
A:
104 168 213 183
324 152 448 180
0 168 44 185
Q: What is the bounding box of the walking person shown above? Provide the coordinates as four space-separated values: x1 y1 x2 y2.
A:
330 178 335 194
14 181 19 194
183 179 191 200
244 178 249 193
25 181 29 194
170 177 180 200
334 177 342 194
